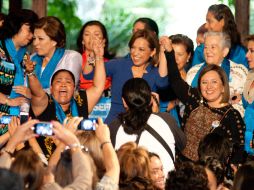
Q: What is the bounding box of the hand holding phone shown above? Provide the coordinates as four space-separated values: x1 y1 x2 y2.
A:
34 122 53 136
79 119 96 131
0 115 13 124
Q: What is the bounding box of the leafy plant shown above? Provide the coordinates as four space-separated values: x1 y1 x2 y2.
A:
47 0 82 49
100 0 170 56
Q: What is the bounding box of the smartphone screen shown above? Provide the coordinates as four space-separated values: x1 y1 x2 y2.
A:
20 114 29 124
79 119 96 131
0 115 12 124
34 122 53 136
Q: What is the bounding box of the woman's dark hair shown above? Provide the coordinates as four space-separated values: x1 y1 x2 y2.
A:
148 152 160 160
170 34 194 65
166 162 209 190
232 161 254 190
54 149 74 187
198 64 230 103
129 29 160 66
0 168 24 190
133 17 159 36
0 12 6 26
197 23 208 35
34 16 66 48
199 156 225 187
198 133 231 168
120 78 152 134
50 69 75 85
0 9 38 40
244 34 254 47
76 20 113 59
10 149 44 190
208 4 241 46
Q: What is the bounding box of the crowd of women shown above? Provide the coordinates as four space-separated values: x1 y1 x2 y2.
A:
0 3 254 190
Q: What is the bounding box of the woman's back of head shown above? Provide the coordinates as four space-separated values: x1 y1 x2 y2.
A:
117 142 155 190
10 148 44 190
120 78 152 133
0 168 24 190
54 149 74 187
76 130 105 179
55 148 98 189
232 161 254 190
166 161 209 190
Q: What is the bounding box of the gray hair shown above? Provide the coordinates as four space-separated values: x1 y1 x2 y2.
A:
204 31 231 50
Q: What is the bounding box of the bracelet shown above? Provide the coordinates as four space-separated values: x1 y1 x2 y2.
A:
0 148 15 157
26 71 35 77
67 143 82 149
100 141 111 149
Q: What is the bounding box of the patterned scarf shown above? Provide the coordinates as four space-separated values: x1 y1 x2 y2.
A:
51 95 79 124
6 38 26 115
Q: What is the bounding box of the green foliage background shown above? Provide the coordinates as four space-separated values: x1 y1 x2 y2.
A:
100 0 169 56
1 0 254 53
47 0 82 50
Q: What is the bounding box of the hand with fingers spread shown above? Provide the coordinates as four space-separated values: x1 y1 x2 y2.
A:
63 116 83 133
13 86 32 99
4 119 39 154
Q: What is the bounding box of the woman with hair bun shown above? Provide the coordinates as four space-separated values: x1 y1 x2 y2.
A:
110 78 186 174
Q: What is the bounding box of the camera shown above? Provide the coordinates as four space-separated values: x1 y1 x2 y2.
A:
79 119 96 131
34 122 53 136
0 115 13 124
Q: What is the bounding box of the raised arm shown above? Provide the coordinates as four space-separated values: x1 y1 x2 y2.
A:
42 121 93 190
86 38 106 113
27 73 48 116
165 51 195 104
95 118 120 187
158 36 173 77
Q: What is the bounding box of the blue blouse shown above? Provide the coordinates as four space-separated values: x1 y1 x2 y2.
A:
84 58 168 124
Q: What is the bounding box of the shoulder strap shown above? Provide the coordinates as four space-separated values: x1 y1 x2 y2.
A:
135 131 142 144
154 112 187 151
144 124 175 162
